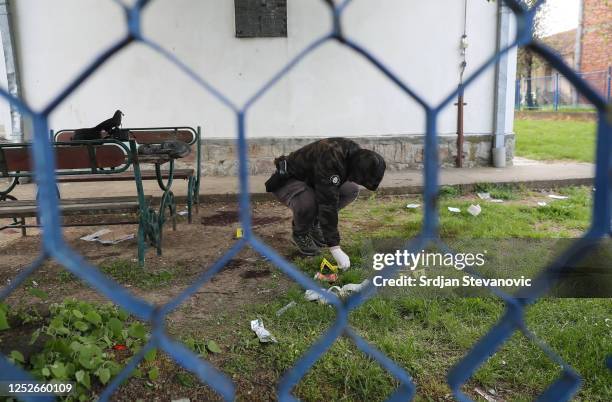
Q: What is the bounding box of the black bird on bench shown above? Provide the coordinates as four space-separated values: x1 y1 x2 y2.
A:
72 110 124 141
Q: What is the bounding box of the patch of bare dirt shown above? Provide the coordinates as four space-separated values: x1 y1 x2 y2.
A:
201 209 287 227
0 200 295 307
0 200 304 400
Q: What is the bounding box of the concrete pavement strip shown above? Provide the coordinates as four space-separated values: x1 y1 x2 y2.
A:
3 161 594 203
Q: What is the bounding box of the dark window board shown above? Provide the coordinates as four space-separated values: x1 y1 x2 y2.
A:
235 0 287 38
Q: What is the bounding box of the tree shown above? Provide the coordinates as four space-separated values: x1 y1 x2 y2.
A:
516 0 549 108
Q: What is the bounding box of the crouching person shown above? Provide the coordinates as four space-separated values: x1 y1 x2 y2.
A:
265 138 386 270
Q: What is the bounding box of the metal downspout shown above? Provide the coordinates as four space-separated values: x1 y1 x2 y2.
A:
492 1 512 167
0 0 23 143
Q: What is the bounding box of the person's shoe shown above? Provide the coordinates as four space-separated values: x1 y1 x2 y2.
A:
309 222 326 247
292 232 321 256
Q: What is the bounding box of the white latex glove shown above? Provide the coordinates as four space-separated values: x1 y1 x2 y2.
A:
330 246 350 270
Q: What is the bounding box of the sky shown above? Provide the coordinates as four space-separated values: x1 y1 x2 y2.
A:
540 0 580 36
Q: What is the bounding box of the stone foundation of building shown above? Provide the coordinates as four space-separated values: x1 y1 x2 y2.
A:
178 133 515 176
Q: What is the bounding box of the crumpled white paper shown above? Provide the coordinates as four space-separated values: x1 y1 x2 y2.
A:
250 319 277 343
467 204 482 216
80 229 134 245
80 229 112 242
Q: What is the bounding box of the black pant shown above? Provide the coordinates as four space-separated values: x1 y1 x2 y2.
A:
273 179 360 235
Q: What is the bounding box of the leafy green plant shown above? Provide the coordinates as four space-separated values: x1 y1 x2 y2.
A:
6 299 151 401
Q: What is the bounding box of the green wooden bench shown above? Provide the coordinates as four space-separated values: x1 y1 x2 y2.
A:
52 126 202 223
0 139 160 266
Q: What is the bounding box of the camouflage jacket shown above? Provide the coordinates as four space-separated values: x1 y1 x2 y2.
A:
284 138 362 247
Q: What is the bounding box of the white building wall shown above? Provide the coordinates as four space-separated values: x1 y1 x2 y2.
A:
7 0 509 140
0 24 11 139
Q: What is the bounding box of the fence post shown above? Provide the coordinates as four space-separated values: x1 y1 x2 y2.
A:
607 66 611 102
515 78 521 110
553 73 559 111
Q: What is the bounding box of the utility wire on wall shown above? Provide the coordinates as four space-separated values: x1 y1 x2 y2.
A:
456 0 469 167
459 0 469 84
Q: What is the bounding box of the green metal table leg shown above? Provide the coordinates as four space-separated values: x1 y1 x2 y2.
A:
154 160 176 256
137 211 146 266
187 176 194 224
195 126 201 214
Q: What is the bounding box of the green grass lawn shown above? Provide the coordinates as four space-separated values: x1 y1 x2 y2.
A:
514 119 596 162
7 187 606 401
518 106 596 113
207 186 611 401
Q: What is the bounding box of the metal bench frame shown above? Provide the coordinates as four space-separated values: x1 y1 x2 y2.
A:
0 139 160 266
51 126 202 223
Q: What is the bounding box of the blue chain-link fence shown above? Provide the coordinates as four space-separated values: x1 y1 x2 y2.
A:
515 68 611 111
0 0 610 401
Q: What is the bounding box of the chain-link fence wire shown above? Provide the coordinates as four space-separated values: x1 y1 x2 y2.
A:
0 0 610 401
516 68 611 110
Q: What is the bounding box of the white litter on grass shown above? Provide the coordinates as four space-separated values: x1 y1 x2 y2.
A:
467 204 482 217
537 201 548 207
406 203 421 209
448 207 461 213
304 289 328 303
250 319 277 343
80 229 112 242
474 387 499 402
80 229 134 245
548 194 569 200
305 280 371 304
177 210 189 216
337 279 370 295
478 192 504 203
99 234 135 245
276 301 296 316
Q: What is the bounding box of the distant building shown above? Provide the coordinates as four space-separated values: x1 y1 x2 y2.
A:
541 29 577 74
528 29 578 107
536 0 611 75
519 0 610 108
578 0 612 73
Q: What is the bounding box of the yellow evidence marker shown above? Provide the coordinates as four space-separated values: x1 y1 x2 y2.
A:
235 228 243 238
320 257 338 274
